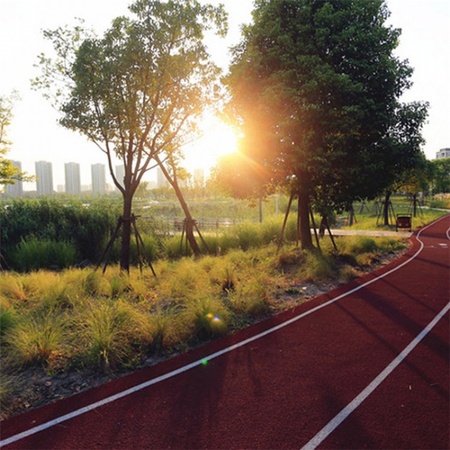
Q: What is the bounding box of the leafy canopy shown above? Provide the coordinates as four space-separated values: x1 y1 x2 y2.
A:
225 0 426 212
34 0 227 197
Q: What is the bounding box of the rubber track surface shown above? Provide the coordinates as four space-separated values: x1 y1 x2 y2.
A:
1 216 449 449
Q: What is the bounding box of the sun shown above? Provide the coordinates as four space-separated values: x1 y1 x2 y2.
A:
185 114 240 172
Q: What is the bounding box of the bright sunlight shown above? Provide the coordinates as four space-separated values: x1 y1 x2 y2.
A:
184 114 240 173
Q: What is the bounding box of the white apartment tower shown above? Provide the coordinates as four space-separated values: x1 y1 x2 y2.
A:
115 164 125 189
435 148 450 160
157 166 169 188
193 168 205 188
35 161 54 196
5 160 23 197
91 163 106 195
65 162 81 195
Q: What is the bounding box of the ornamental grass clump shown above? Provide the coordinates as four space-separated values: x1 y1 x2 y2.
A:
5 313 68 367
228 274 273 316
75 299 150 371
146 308 186 352
83 270 112 297
182 295 230 339
0 274 27 301
296 250 338 283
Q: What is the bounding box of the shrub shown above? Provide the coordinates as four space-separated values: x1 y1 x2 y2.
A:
338 236 378 255
259 217 282 245
146 309 187 352
9 239 77 271
229 275 273 316
1 198 119 267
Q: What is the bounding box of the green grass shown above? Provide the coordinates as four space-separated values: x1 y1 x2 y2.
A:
1 206 448 419
341 199 447 230
8 238 78 272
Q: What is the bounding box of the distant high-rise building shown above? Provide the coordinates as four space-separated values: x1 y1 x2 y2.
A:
157 166 169 188
5 160 23 197
115 164 125 189
91 163 106 195
193 168 205 188
435 148 450 159
65 162 81 195
35 161 54 196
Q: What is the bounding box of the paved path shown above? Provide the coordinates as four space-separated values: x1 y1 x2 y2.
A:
329 228 412 237
1 216 449 449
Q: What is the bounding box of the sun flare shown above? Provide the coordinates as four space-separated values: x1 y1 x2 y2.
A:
185 115 240 172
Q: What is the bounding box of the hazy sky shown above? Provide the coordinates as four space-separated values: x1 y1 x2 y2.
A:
1 0 449 189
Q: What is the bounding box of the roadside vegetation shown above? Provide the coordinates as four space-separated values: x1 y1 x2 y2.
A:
0 196 447 419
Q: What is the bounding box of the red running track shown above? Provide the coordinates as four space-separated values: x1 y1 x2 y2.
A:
1 215 449 449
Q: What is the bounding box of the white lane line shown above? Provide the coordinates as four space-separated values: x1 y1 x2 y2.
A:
301 301 450 450
301 215 450 450
1 215 448 448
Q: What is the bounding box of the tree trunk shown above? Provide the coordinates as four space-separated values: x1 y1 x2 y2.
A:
298 184 313 250
155 157 202 257
347 205 355 226
120 192 133 273
383 190 392 226
172 181 201 257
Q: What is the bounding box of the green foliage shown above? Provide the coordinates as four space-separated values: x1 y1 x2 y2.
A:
429 195 450 209
430 158 450 193
225 0 427 248
1 198 119 268
33 0 228 271
8 239 78 272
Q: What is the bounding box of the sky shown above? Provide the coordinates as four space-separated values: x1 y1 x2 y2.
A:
1 0 449 190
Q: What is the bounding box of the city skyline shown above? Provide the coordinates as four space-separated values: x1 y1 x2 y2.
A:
2 160 206 196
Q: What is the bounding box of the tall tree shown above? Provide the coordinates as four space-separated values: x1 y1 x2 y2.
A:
377 102 428 224
225 0 425 248
430 158 450 194
33 0 227 271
